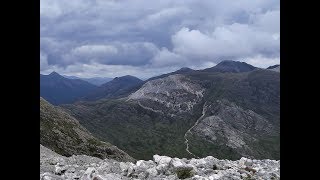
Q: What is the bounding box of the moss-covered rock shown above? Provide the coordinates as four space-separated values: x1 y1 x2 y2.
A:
175 166 194 179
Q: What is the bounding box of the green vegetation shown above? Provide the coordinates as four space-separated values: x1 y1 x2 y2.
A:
175 168 194 179
63 99 204 160
187 133 242 160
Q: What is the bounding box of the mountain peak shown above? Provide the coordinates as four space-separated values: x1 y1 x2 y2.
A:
176 67 193 73
216 60 249 66
203 60 256 73
179 67 191 70
48 71 62 77
267 64 280 72
113 75 142 82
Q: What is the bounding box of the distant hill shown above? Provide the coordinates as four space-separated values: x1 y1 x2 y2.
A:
267 65 280 72
82 75 143 101
63 75 113 86
201 60 257 73
147 67 195 82
40 97 134 162
266 65 280 69
40 72 97 105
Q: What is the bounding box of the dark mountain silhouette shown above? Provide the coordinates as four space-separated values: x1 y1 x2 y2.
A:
82 75 143 101
202 60 257 73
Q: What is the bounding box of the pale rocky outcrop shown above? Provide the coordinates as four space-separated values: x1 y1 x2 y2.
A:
41 145 280 180
128 74 204 113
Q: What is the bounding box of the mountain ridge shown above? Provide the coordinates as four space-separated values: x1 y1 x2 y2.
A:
266 64 280 69
266 64 280 72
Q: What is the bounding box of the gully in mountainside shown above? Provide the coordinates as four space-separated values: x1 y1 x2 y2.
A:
184 102 208 158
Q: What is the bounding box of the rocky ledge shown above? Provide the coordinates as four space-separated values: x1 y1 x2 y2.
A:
40 145 280 180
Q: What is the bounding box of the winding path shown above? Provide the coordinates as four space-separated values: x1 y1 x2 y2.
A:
137 101 164 114
184 102 208 158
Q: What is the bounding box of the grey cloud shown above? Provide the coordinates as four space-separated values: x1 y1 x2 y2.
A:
40 37 76 66
40 51 49 71
64 45 118 64
253 9 280 33
40 0 280 78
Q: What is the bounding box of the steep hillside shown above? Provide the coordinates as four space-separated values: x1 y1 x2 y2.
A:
40 97 134 162
146 67 195 82
63 67 279 161
40 72 97 105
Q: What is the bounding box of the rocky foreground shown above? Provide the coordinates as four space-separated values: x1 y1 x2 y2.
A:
40 145 280 180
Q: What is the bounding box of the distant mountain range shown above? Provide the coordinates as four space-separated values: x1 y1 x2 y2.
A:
41 72 143 105
40 61 278 105
59 60 280 160
40 72 97 105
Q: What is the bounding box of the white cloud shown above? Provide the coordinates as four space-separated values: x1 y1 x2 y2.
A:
63 42 160 66
245 55 280 68
150 48 186 67
171 22 279 63
138 7 191 28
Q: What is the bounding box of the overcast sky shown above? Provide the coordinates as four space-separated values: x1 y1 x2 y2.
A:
40 0 280 79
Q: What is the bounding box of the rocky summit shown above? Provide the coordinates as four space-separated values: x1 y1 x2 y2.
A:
40 145 280 180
